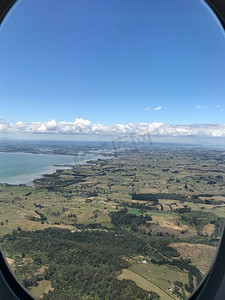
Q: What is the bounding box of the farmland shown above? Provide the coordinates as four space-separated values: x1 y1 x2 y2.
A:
0 144 225 299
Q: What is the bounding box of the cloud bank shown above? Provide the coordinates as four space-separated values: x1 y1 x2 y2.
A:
0 119 225 138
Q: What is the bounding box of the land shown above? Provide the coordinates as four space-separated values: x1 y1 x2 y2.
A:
0 143 225 299
0 140 102 156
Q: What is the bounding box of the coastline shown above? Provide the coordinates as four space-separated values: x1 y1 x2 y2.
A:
0 151 106 186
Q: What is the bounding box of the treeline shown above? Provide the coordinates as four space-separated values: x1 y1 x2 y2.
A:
29 210 47 222
174 207 191 214
109 209 152 230
131 193 205 204
132 194 159 205
122 202 159 211
75 223 103 229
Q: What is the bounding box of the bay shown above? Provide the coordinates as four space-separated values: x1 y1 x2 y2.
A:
0 152 100 185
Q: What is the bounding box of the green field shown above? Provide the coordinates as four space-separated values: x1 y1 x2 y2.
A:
118 268 178 300
146 211 174 218
130 262 188 296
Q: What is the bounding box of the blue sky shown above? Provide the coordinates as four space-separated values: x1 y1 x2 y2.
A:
0 0 225 141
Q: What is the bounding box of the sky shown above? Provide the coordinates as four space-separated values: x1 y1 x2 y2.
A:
0 0 225 142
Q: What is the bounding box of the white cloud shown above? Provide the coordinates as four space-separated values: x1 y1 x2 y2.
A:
144 106 150 111
196 105 202 109
154 106 162 111
216 105 223 111
0 119 225 138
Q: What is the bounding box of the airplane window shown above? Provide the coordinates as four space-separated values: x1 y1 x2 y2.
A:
0 0 225 299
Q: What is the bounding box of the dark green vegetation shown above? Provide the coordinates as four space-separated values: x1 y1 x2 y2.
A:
109 208 152 230
3 228 159 300
1 145 225 299
180 210 225 233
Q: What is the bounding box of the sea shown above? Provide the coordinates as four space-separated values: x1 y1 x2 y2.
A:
0 152 101 185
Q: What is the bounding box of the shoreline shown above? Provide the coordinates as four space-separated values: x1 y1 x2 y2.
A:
30 155 111 187
28 165 75 187
0 150 81 156
0 151 107 186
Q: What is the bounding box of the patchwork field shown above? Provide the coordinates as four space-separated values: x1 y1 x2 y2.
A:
1 145 225 299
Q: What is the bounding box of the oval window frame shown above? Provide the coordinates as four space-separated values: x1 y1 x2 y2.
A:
0 1 225 299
